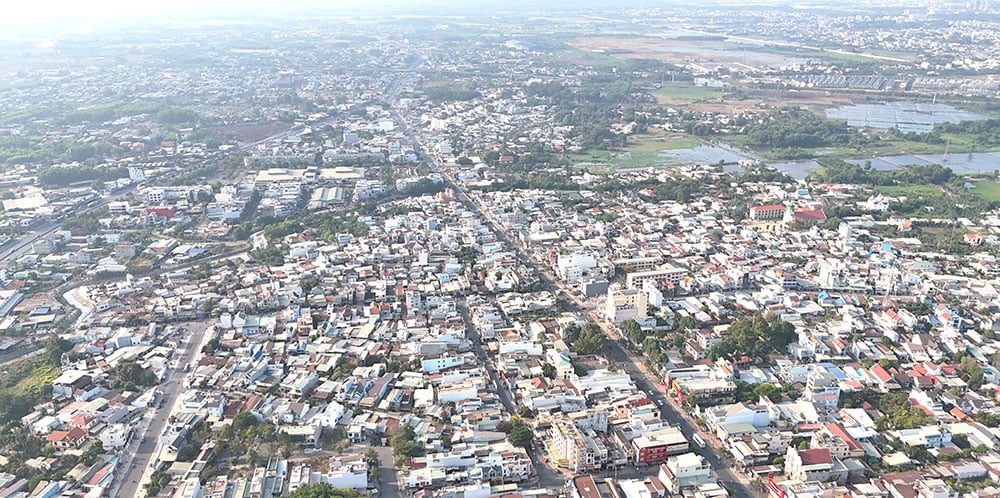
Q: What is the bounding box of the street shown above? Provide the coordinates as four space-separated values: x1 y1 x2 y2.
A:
389 91 756 496
112 320 217 498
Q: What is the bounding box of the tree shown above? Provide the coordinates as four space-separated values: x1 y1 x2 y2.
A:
391 425 423 466
109 360 158 390
621 319 646 345
288 483 363 498
571 323 606 355
959 356 985 390
508 420 534 448
562 323 581 343
706 313 796 362
541 363 557 379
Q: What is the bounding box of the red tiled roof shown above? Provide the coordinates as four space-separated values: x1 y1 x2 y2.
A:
751 204 785 212
792 208 827 222
825 422 862 451
870 364 892 383
797 447 833 466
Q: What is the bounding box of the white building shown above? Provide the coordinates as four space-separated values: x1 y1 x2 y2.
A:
605 286 648 324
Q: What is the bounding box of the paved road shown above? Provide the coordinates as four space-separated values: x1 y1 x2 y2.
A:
394 103 757 495
114 320 217 498
375 446 404 498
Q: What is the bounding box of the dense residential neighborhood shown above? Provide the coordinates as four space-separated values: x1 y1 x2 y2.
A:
4 2 1000 498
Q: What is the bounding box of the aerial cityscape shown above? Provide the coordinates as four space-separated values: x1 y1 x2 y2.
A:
4 1 1000 497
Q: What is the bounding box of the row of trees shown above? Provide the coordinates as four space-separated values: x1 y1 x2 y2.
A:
745 108 864 149
38 165 128 186
815 160 953 186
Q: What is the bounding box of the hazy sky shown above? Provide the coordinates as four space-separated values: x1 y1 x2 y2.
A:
0 0 429 32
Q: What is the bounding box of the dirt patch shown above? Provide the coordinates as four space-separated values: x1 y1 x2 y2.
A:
689 90 857 114
568 36 802 69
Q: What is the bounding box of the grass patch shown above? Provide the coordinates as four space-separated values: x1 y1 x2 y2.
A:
968 180 1000 202
570 134 704 169
653 85 726 105
876 184 946 199
13 363 59 397
569 149 613 163
626 134 702 152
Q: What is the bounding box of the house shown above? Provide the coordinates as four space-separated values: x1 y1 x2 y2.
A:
784 447 847 483
46 427 88 449
98 424 131 449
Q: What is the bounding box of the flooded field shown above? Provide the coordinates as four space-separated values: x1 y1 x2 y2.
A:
825 102 986 133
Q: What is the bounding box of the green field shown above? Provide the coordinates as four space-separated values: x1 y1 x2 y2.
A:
876 184 946 199
627 134 702 152
969 180 1000 202
652 85 726 105
570 133 704 169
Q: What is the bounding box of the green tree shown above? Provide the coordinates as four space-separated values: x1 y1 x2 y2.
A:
109 360 157 390
621 319 646 345
508 420 534 449
959 356 985 390
562 323 581 343
541 363 557 379
391 425 423 466
571 323 606 355
706 313 796 362
288 483 363 498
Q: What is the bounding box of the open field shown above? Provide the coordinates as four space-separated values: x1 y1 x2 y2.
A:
570 132 705 169
567 36 800 68
652 85 727 105
626 132 703 152
876 184 947 199
969 180 1000 202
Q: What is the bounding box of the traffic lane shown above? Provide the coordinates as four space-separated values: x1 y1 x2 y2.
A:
118 322 214 497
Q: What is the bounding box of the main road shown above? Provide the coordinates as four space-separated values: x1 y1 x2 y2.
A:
388 92 755 497
112 320 217 498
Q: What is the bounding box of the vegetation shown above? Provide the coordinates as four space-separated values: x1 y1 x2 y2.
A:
211 412 294 466
508 419 534 448
38 166 128 186
108 360 159 391
288 484 364 498
706 313 796 361
0 337 73 429
391 424 424 466
744 108 865 150
145 470 172 496
566 322 606 355
814 160 953 186
423 86 481 102
734 381 783 403
620 319 647 345
840 390 933 430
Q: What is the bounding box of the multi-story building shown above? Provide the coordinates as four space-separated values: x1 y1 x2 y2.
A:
749 204 786 221
605 286 648 324
658 452 713 493
784 447 847 483
626 265 688 290
632 427 690 465
549 419 609 473
805 368 841 408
